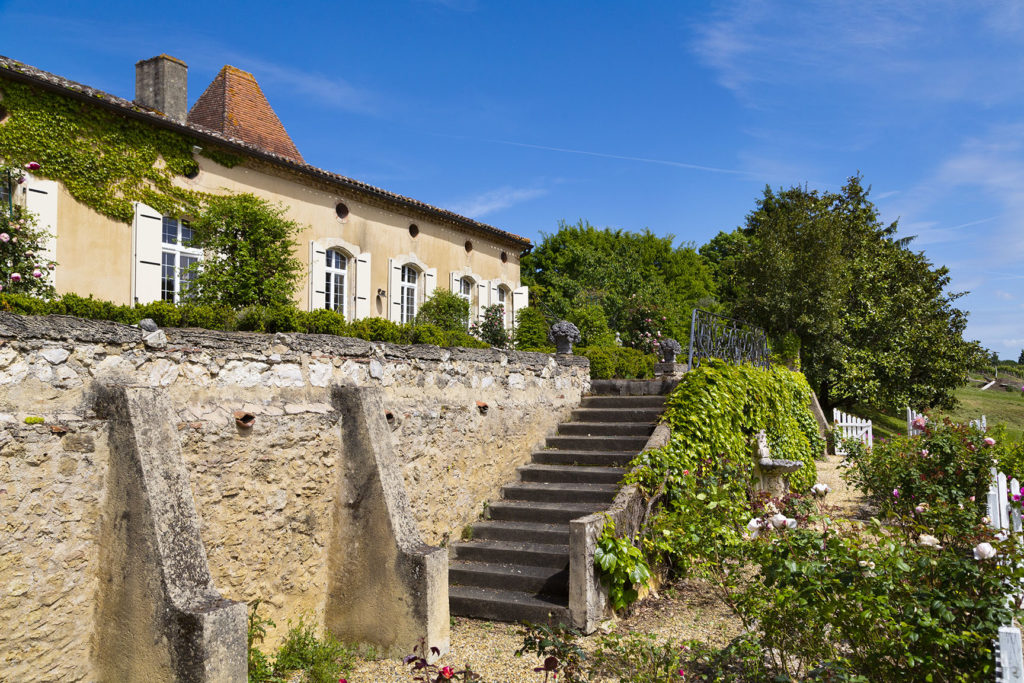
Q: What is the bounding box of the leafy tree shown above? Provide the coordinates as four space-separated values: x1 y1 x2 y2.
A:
717 175 982 411
566 302 615 347
0 164 56 298
184 193 303 308
1019 348 1024 365
521 220 715 344
416 289 470 332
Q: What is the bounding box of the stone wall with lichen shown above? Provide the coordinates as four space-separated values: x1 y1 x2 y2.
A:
0 313 588 680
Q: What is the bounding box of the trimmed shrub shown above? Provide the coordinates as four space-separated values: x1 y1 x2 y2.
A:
416 289 470 332
575 346 655 380
566 302 616 347
348 317 406 343
410 322 446 346
513 306 551 351
299 308 349 336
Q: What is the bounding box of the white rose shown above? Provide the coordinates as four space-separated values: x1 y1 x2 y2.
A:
974 542 997 560
770 513 788 529
918 534 942 549
811 483 830 497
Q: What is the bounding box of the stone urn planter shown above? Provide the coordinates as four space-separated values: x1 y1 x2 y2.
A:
548 320 581 355
659 337 682 364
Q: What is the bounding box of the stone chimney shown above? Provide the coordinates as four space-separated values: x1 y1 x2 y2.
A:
135 55 188 122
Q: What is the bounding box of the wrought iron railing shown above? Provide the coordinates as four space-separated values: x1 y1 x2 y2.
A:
687 308 771 370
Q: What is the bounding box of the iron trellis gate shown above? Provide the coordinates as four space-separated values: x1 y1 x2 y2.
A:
687 308 772 370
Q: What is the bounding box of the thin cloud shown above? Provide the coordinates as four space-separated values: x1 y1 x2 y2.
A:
451 186 547 219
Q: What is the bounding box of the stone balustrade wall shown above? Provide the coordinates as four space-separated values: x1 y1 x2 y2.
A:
0 313 589 680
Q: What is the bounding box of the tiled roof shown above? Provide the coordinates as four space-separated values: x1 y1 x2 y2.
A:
188 65 303 163
0 55 531 248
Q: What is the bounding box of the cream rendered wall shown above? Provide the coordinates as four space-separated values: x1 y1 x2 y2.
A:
177 156 524 317
50 186 134 304
36 154 523 312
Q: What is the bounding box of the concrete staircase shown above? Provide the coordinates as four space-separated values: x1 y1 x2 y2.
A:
448 379 674 624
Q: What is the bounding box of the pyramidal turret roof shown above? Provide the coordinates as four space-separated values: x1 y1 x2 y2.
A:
187 65 303 162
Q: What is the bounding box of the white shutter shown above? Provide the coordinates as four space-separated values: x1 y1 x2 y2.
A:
132 202 163 304
309 242 326 311
354 252 372 319
449 271 457 293
388 258 402 322
512 285 529 324
425 268 437 298
476 281 488 321
489 281 499 308
22 177 59 289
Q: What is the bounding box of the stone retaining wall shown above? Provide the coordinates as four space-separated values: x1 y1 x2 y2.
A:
0 313 589 680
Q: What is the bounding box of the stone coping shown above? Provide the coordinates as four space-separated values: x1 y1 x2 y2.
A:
0 312 589 369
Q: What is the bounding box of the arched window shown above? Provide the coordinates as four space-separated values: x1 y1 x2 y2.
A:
160 216 201 303
400 265 419 324
325 248 348 315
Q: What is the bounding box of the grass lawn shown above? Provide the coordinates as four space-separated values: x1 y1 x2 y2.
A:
852 383 1024 444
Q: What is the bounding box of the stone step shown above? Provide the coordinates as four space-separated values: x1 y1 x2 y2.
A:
589 378 679 396
544 434 650 451
469 520 570 545
557 421 655 437
451 540 569 568
449 561 569 597
570 407 665 423
530 450 636 467
518 464 627 485
502 481 618 505
579 395 667 409
449 586 570 624
487 500 605 524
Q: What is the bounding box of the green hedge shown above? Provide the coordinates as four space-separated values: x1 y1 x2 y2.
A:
575 346 656 380
0 293 489 349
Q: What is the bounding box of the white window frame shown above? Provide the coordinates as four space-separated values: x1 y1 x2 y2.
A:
388 253 434 323
160 216 202 303
497 285 511 328
400 264 419 324
324 248 348 316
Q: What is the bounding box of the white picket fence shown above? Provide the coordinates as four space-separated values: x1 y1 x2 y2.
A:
907 407 987 435
832 408 873 455
988 469 1024 682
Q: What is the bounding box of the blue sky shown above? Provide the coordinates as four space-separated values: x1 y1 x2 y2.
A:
1 0 1022 358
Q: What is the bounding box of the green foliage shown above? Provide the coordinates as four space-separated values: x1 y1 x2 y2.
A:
574 346 655 380
270 616 357 683
840 421 998 516
593 518 651 610
514 622 588 683
416 289 470 332
629 361 823 499
0 79 203 222
512 306 552 351
729 516 1020 681
0 293 494 351
185 193 303 308
300 308 350 336
470 303 511 348
247 601 278 683
713 175 983 412
24 416 43 425
589 632 688 683
521 220 715 343
348 316 407 343
0 180 56 298
565 302 615 347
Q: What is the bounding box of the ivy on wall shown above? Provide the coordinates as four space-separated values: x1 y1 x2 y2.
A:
0 79 237 222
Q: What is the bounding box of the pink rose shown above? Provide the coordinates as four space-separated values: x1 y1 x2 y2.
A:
893 488 899 498
0 233 8 242
24 161 40 171
31 269 42 278
440 666 454 679
9 273 21 282
984 437 996 446
912 416 927 430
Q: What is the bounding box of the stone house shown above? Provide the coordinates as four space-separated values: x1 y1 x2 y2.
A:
0 54 529 325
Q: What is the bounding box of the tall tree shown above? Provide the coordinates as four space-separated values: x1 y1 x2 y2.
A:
717 175 982 411
521 220 716 343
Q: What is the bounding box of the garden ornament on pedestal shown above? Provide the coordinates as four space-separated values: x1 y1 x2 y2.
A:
548 320 581 355
659 337 682 364
752 430 802 496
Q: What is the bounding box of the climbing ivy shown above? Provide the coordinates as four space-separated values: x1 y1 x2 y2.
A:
0 78 217 222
